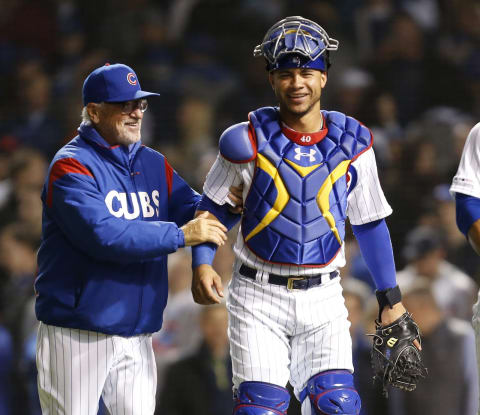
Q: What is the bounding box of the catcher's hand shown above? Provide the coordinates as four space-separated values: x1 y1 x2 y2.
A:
369 312 427 394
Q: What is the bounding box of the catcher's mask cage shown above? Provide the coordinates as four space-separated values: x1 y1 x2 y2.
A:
253 16 339 71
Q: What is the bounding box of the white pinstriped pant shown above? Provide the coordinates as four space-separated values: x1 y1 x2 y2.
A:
36 322 157 415
227 265 353 415
472 292 480 415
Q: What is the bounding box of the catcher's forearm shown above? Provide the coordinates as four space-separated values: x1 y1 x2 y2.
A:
379 302 407 325
351 219 396 291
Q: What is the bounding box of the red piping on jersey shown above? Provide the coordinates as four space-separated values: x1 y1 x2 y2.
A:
280 112 328 145
47 158 93 208
164 158 173 199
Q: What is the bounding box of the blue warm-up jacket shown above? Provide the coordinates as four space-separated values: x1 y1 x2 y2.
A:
35 123 200 336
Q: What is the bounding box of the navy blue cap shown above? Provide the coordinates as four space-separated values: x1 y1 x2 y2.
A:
82 63 159 105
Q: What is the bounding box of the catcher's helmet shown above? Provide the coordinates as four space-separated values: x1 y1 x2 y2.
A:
254 16 339 72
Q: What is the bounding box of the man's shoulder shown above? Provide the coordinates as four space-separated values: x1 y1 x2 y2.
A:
219 122 256 163
137 144 166 162
50 136 90 166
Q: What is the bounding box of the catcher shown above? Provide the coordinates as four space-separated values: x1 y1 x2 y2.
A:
191 15 426 414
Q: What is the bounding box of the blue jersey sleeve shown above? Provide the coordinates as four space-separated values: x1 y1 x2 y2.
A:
351 219 397 290
167 166 201 227
191 195 241 268
455 193 480 236
45 157 184 263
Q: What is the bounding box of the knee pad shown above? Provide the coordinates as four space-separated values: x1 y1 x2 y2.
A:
301 370 361 415
233 381 290 414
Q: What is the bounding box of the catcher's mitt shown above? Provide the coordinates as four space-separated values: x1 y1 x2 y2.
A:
369 312 427 394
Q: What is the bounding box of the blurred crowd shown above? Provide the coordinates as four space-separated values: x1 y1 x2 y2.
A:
1 0 480 414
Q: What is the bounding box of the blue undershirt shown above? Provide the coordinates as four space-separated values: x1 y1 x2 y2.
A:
351 219 397 291
455 193 480 236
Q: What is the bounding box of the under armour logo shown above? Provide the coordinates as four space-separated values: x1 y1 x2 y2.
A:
294 147 316 162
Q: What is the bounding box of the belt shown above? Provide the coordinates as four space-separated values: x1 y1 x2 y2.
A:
238 264 339 290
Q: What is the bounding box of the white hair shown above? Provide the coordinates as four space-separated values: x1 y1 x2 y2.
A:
81 106 92 125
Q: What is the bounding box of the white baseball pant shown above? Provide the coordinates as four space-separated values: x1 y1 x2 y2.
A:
227 265 353 415
36 322 157 415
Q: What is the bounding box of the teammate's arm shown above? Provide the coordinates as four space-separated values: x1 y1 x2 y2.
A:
469 221 480 255
455 192 480 255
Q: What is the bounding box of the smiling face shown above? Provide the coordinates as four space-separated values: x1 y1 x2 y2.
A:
87 100 144 146
269 67 327 121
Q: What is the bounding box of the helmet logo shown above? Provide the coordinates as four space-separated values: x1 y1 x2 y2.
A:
127 73 137 85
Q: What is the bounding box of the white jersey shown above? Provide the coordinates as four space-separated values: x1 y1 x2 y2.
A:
450 122 480 198
204 146 392 276
451 121 480 415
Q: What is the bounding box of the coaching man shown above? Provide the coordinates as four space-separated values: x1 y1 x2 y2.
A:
34 63 227 415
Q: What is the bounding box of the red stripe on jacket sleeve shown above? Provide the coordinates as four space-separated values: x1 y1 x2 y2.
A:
164 158 173 199
47 158 93 208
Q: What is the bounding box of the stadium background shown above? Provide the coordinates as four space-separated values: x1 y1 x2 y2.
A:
1 0 480 414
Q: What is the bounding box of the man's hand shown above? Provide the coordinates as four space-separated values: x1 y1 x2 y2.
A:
181 211 227 246
227 184 244 214
192 264 224 304
381 302 421 350
370 309 427 394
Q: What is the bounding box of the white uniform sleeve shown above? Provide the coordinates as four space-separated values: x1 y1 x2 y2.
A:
347 147 393 225
203 155 244 205
450 122 480 198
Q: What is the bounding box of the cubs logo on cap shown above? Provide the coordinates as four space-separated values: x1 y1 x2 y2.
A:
82 63 159 105
127 73 137 85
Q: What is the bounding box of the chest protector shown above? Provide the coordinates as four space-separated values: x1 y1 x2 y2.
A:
241 107 372 267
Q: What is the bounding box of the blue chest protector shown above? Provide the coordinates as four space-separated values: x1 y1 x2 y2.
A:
238 107 371 267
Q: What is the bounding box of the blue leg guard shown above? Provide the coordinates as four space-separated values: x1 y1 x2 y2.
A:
233 381 290 414
301 370 361 415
